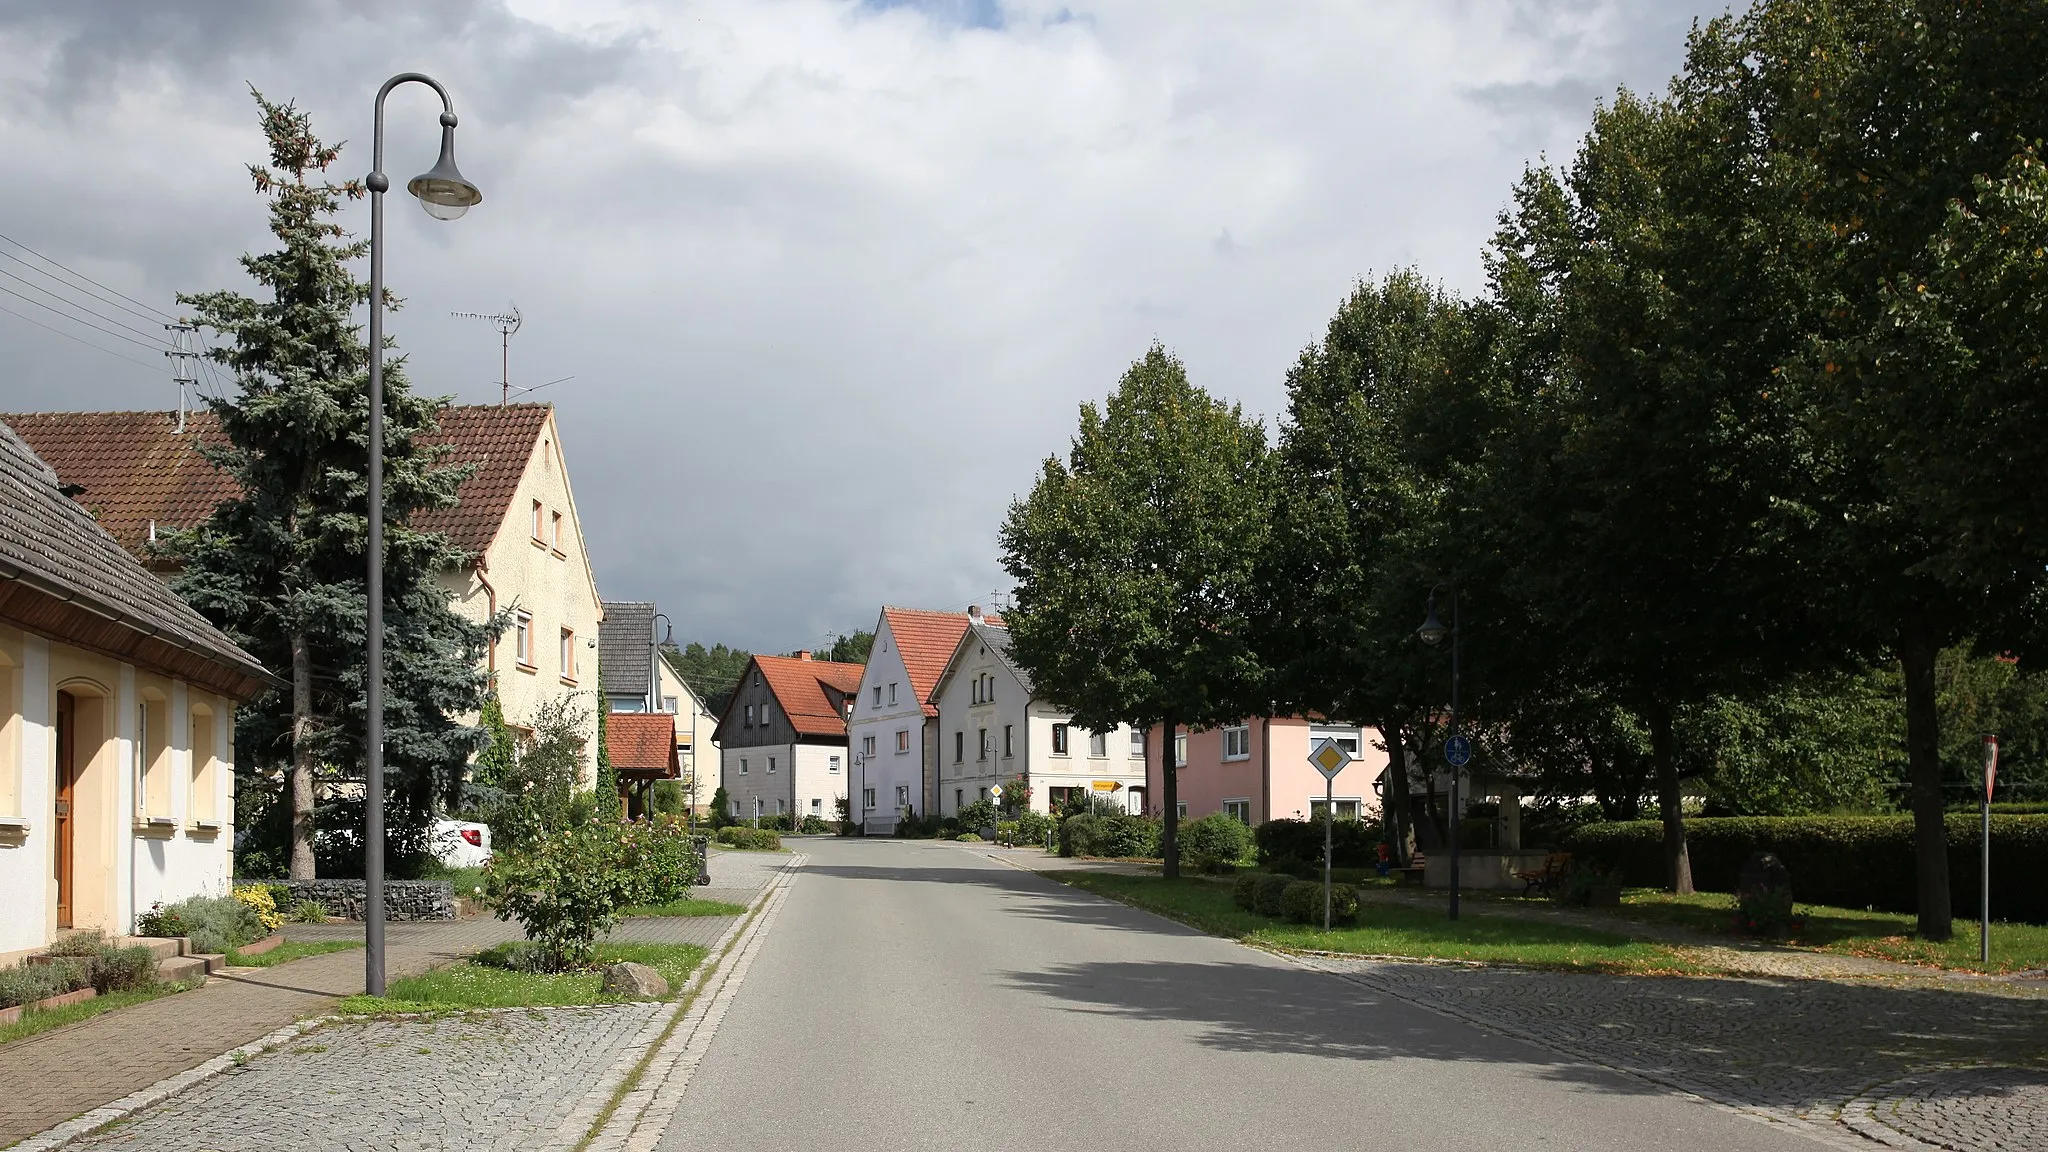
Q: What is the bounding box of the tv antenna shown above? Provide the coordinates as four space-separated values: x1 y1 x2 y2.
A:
452 305 522 406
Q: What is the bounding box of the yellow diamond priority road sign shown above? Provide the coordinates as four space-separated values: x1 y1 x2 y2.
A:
1309 736 1353 781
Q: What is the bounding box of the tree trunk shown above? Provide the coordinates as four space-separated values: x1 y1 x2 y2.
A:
1380 720 1410 867
1900 621 1953 940
289 629 316 880
1161 714 1180 880
1648 700 1692 895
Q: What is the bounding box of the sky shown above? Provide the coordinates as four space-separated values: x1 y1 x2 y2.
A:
0 0 1722 654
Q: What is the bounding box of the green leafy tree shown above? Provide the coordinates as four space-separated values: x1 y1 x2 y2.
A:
165 92 493 878
811 630 874 666
473 693 591 852
472 693 516 791
1001 345 1273 877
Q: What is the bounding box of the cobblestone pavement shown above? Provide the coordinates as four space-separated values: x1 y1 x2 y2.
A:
0 849 785 1148
63 1005 665 1152
1304 955 2048 1149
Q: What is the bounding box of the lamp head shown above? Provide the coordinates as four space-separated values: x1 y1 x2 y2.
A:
1416 602 1447 647
407 114 481 221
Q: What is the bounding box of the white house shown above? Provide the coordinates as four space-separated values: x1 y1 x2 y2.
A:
928 620 1147 818
846 606 980 833
712 652 862 825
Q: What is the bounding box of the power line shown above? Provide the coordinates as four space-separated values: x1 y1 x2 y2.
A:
0 265 170 344
0 301 163 371
0 231 176 324
0 283 166 352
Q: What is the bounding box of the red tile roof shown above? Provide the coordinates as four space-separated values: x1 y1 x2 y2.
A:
755 653 866 738
2 404 556 563
881 607 979 717
606 712 679 777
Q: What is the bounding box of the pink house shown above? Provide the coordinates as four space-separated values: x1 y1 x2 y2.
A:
1141 718 1390 827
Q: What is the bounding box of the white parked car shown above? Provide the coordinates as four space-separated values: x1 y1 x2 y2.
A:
432 819 492 869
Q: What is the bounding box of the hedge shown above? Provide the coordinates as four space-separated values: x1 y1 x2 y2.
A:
1254 818 1378 870
1564 814 2048 923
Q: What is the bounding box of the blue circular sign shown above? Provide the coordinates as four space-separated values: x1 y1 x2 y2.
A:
1444 734 1473 767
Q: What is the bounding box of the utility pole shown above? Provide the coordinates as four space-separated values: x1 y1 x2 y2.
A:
164 321 200 433
453 306 521 405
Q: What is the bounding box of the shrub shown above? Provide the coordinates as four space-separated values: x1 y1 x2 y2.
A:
135 903 188 939
956 833 983 842
1060 813 1161 858
1013 810 1055 847
1253 873 1293 918
1232 872 1269 911
233 885 285 933
799 814 830 835
1254 817 1378 870
485 821 646 970
0 961 83 1009
958 798 999 832
1180 813 1253 873
289 899 329 924
138 895 266 953
86 944 159 993
995 821 1019 844
1564 814 2048 922
628 816 702 907
473 941 550 972
709 787 735 829
715 825 782 850
1280 879 1359 925
43 930 107 957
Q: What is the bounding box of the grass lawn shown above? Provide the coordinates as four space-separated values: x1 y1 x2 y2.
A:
1594 889 2048 974
0 981 200 1047
335 942 706 1015
225 939 362 968
619 897 748 919
1050 871 1702 974
427 865 489 898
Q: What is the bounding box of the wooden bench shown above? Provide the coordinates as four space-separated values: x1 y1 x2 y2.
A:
1517 852 1572 897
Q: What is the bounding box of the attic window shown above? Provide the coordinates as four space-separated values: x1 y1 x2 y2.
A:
531 499 544 541
550 510 563 551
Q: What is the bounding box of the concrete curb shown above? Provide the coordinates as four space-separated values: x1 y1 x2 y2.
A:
8 860 802 1152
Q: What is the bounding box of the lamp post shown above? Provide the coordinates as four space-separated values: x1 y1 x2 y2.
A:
650 612 673 821
1417 583 1460 921
364 72 481 998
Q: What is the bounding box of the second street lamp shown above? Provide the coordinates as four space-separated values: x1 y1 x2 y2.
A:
363 71 481 998
1417 582 1462 921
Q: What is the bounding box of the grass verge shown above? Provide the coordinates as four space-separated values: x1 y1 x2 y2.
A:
1595 889 2048 974
335 942 706 1015
1050 871 1705 974
225 939 362 968
0 982 199 1047
619 897 748 919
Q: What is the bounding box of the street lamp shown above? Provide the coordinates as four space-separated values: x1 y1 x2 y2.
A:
1417 582 1461 921
649 612 674 822
364 72 480 998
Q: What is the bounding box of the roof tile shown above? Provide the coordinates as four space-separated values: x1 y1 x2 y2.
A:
754 653 865 738
605 711 679 775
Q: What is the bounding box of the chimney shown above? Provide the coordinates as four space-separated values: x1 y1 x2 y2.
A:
967 605 984 626
797 649 812 661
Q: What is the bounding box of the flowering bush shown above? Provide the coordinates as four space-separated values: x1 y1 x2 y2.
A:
232 884 285 932
484 817 700 970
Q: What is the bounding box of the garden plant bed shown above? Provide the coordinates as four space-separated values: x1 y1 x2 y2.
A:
619 897 748 919
336 941 708 1015
1048 870 1711 975
0 985 94 1026
235 932 285 957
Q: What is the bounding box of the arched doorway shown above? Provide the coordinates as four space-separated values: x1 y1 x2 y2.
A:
55 692 74 929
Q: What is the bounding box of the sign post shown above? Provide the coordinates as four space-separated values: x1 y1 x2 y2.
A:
1309 737 1356 931
1444 734 1472 921
1982 735 1998 965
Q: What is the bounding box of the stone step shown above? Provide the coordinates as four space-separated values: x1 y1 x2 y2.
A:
120 936 190 961
156 954 210 984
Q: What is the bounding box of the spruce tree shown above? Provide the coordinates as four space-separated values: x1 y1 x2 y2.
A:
166 91 493 878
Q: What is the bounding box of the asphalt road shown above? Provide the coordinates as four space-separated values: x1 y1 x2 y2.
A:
659 838 1828 1152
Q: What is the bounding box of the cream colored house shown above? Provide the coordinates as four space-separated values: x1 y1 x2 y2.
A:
8 403 606 791
599 600 721 812
0 420 272 963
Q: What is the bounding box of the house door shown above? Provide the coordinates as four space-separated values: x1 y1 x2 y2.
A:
55 692 75 930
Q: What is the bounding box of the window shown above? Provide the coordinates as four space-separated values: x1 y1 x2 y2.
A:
1003 725 1013 758
515 612 533 668
1089 731 1107 758
874 685 883 707
134 698 169 819
775 798 786 815
1175 731 1188 766
560 628 577 682
662 695 678 714
895 784 909 808
970 678 980 705
754 670 762 687
954 788 963 811
739 758 749 775
1051 724 1069 755
955 731 964 763
862 735 877 757
744 704 755 727
1176 801 1188 819
863 787 877 808
531 499 544 540
1310 798 1363 821
1311 724 1363 757
189 705 217 824
728 798 739 817
768 756 778 773
1131 728 1145 757
755 797 765 817
829 755 841 774
1223 798 1252 825
978 728 988 761
550 510 563 551
812 798 822 814
1222 724 1251 760
979 786 989 802
889 683 898 705
896 729 910 753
